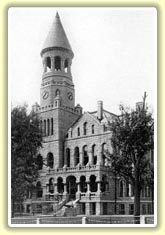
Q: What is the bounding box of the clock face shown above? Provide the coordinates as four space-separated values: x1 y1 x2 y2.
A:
68 92 73 100
42 91 49 99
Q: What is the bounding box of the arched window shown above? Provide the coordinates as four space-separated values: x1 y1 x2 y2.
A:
77 127 80 136
47 152 54 169
92 144 97 165
80 176 87 192
64 59 69 73
44 120 46 136
83 122 87 135
83 145 88 165
57 177 64 193
92 125 95 134
36 181 43 198
66 148 70 167
119 181 124 197
90 175 97 192
102 143 107 165
74 147 80 166
51 118 53 135
49 178 54 194
101 175 107 192
36 154 43 170
47 119 50 136
46 57 51 72
55 56 61 71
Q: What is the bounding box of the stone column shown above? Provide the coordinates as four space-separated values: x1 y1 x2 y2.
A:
97 181 101 193
61 58 65 72
51 57 55 71
129 183 132 197
97 151 103 165
88 148 93 165
80 151 83 166
43 58 47 73
96 202 102 215
87 182 90 194
85 202 90 215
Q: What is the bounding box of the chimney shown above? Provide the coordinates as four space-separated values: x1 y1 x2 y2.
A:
97 101 103 120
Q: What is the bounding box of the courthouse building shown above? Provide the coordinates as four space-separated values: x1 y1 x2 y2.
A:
23 13 153 216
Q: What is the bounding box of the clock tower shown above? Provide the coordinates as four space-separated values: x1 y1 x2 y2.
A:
40 12 75 108
37 12 82 168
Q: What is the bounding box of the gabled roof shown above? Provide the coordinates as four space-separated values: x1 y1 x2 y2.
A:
89 109 118 125
41 12 73 55
69 111 101 130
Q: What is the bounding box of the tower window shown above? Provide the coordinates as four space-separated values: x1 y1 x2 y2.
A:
51 118 53 135
47 119 50 136
64 59 69 73
46 57 51 72
55 56 61 71
44 120 46 136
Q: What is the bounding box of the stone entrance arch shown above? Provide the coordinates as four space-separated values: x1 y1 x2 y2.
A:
66 176 77 200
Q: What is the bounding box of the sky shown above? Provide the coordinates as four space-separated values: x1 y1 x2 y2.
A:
8 7 157 114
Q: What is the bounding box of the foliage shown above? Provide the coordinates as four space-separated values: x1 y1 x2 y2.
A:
107 94 154 220
11 105 42 216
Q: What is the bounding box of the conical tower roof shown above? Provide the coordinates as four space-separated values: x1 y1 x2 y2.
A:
41 12 73 55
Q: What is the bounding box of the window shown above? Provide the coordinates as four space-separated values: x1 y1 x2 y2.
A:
81 203 86 214
74 147 80 166
119 181 124 197
57 177 64 193
103 202 108 215
89 175 97 192
92 144 97 165
83 145 88 165
148 204 152 214
66 148 70 167
83 122 87 135
142 204 147 215
36 154 43 170
47 119 50 136
47 152 54 168
119 204 125 215
80 176 87 192
77 127 80 136
64 59 69 73
92 125 94 134
51 118 53 135
44 120 46 136
55 56 61 71
36 182 43 198
129 204 134 215
91 203 96 215
49 178 54 194
45 57 51 72
126 182 129 197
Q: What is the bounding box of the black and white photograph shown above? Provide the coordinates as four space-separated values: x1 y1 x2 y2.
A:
8 7 157 227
